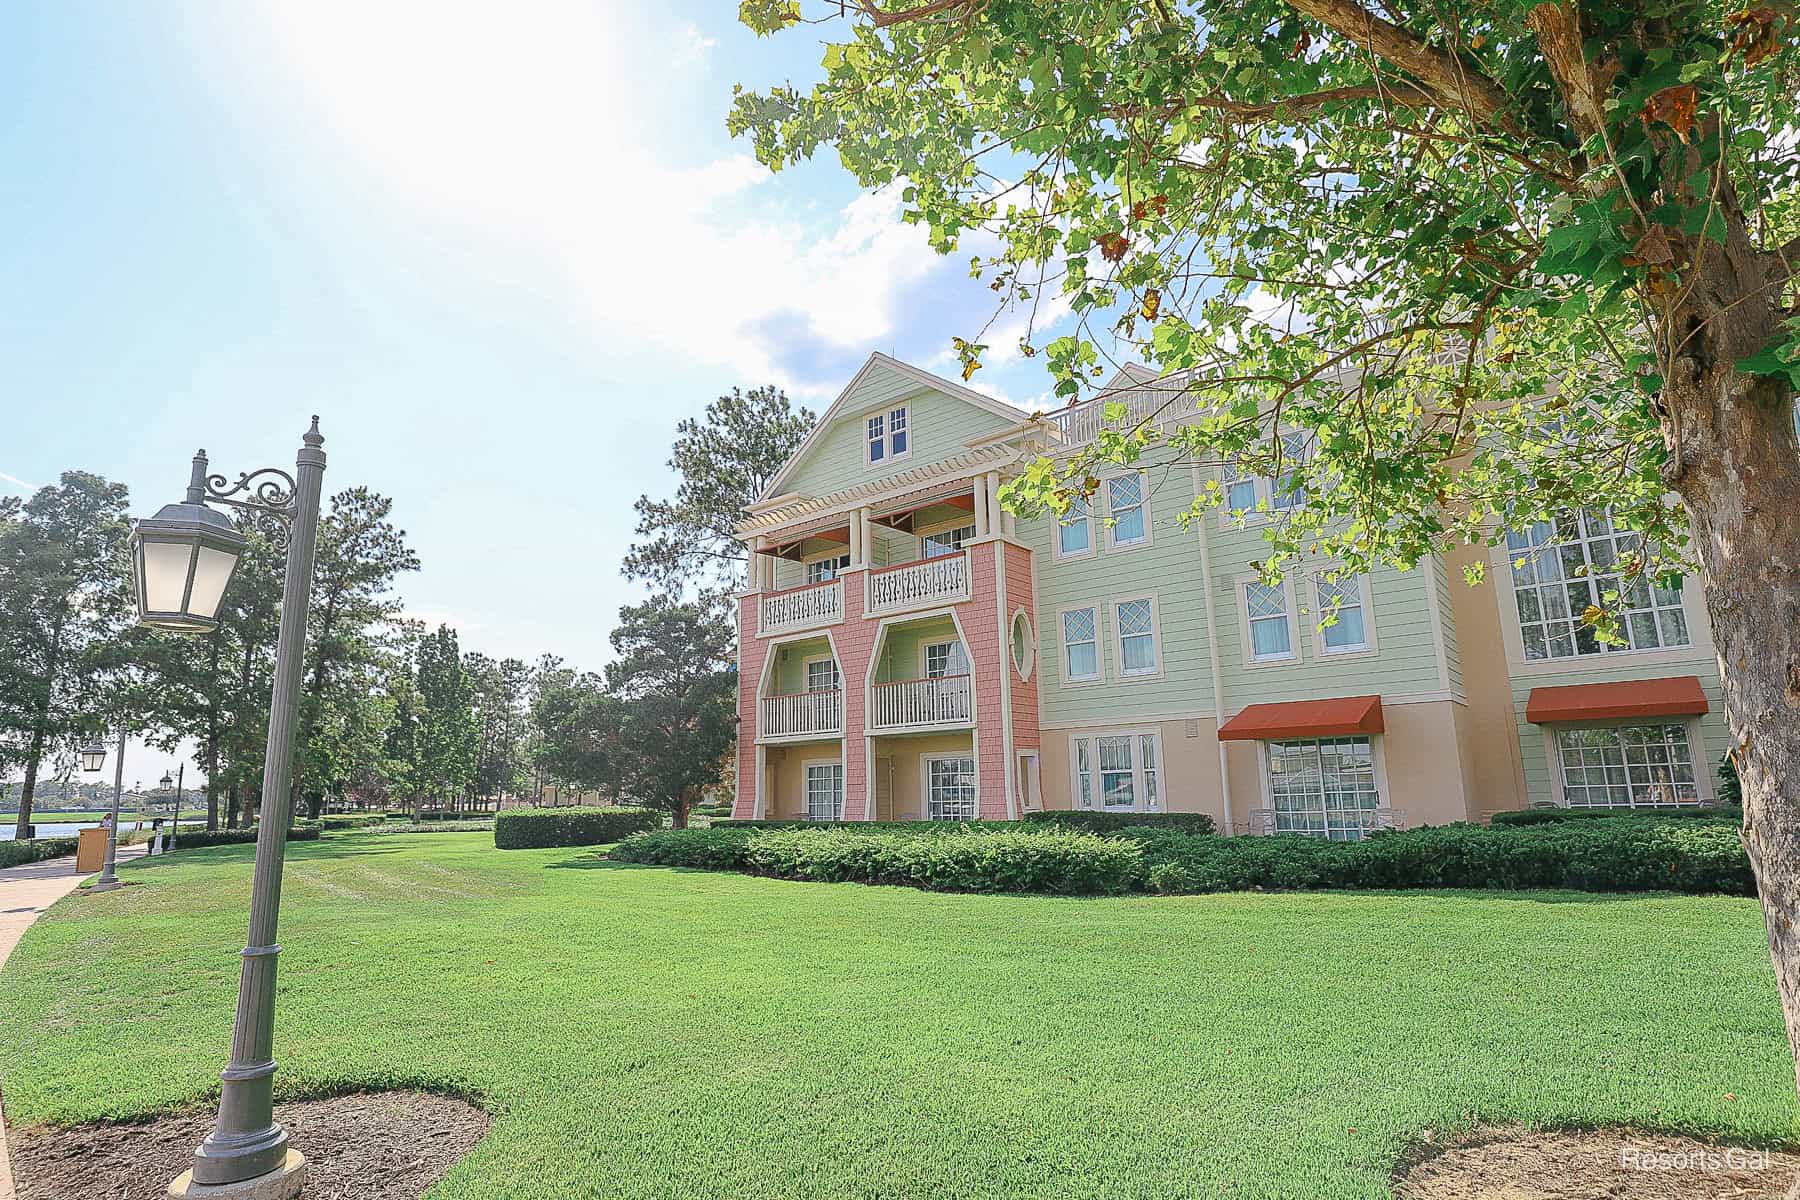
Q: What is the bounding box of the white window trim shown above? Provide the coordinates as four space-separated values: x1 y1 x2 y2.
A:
1310 569 1378 658
1254 734 1391 836
1051 495 1096 561
803 548 851 584
918 516 978 559
918 637 969 679
1010 607 1035 681
863 402 912 468
1539 717 1713 808
919 751 979 821
801 757 845 821
1110 592 1164 682
1213 434 1308 528
1236 574 1301 669
1485 540 1714 678
1101 470 1154 551
801 653 839 694
1067 727 1166 813
1056 602 1104 687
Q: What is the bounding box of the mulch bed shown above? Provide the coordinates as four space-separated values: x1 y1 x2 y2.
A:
9 1090 489 1199
1394 1125 1799 1199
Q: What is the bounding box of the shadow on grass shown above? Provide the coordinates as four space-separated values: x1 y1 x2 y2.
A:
119 837 410 872
543 851 672 872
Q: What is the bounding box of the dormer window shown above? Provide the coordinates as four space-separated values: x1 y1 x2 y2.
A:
865 404 911 466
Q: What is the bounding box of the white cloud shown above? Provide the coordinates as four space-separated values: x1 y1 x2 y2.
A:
675 22 719 65
245 1 952 395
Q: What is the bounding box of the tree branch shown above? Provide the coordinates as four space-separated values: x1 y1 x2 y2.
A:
1280 0 1514 127
1109 82 1440 124
1525 1 1610 141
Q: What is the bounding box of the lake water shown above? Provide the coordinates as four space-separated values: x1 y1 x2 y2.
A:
1 819 107 840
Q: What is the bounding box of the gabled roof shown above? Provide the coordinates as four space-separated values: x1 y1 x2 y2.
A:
759 352 1029 501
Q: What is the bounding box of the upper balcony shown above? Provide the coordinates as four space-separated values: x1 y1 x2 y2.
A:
866 552 969 617
758 578 843 637
1047 371 1199 446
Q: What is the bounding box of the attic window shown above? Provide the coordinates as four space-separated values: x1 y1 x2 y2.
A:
866 404 910 466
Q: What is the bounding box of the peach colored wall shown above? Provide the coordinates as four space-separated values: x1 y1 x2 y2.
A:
1039 720 1225 822
1443 543 1530 818
1378 700 1479 826
761 742 845 819
877 732 978 820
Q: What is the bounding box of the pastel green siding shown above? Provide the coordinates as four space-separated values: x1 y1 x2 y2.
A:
873 616 961 684
769 636 835 696
1432 557 1465 697
1022 456 1219 726
776 373 1015 500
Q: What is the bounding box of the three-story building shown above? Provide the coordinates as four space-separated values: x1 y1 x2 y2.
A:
733 353 1729 833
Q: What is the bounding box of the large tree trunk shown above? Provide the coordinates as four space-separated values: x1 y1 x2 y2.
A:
1661 240 1800 1097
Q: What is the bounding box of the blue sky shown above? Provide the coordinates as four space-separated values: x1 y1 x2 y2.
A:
2 2 1075 782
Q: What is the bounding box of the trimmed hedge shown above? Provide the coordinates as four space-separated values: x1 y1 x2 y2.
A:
315 815 388 832
0 836 79 869
1134 817 1752 896
1024 810 1217 835
613 814 1752 898
168 826 322 851
612 825 1140 895
494 806 662 850
710 818 1018 832
363 819 494 835
1490 804 1742 826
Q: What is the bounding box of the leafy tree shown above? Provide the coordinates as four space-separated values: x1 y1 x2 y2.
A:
294 487 419 813
414 625 478 813
623 385 814 617
529 667 621 803
467 653 533 807
0 473 133 837
602 597 737 829
734 2 1800 1089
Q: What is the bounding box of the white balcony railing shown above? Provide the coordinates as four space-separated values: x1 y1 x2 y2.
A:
866 552 969 616
870 675 973 729
758 689 844 739
1049 389 1200 446
758 578 843 637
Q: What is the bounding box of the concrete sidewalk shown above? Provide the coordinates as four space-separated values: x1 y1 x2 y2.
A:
0 842 149 1200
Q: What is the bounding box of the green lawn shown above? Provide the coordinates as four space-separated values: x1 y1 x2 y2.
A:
2 832 1795 1199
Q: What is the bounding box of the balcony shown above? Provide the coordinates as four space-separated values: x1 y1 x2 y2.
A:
758 578 843 637
758 689 844 740
869 675 972 730
866 552 969 617
1049 389 1199 446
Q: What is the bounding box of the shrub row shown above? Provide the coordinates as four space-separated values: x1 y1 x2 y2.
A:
1489 804 1741 826
363 819 494 835
612 815 1751 897
0 836 80 869
313 815 388 832
711 818 1016 832
161 825 322 851
1131 816 1751 896
494 806 662 849
1023 810 1217 835
613 825 1140 894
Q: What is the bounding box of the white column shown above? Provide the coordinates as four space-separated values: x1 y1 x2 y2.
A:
848 516 863 569
973 477 991 538
984 470 1003 535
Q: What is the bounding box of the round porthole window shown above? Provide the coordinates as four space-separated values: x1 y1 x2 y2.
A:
1010 609 1034 680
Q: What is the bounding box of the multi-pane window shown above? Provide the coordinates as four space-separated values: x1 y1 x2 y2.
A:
1222 461 1259 513
926 756 977 820
923 640 969 678
922 523 976 558
1115 598 1158 676
1555 724 1700 808
804 658 839 693
866 405 910 464
1062 607 1100 681
1507 510 1689 659
1266 737 1381 840
1245 581 1293 661
1316 573 1369 653
1070 730 1165 811
805 762 844 821
1106 475 1149 546
1270 432 1308 511
1057 495 1092 557
806 553 850 584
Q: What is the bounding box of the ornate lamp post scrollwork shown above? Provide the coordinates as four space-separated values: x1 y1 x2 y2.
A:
131 419 327 1200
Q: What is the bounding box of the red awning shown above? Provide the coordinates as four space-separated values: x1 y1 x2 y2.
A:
1525 675 1709 724
1218 695 1384 741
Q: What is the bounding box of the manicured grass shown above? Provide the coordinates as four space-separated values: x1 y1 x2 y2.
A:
1 832 1795 1199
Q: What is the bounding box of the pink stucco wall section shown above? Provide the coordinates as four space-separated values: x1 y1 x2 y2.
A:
735 539 1044 820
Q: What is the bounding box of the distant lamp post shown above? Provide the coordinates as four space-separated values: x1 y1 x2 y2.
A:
134 421 326 1200
161 770 175 796
88 726 128 893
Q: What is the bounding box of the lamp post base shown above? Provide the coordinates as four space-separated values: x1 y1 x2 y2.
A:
168 1150 305 1200
88 878 122 893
